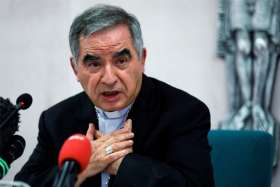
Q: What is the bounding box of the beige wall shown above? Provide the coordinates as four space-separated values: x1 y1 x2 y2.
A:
0 0 279 186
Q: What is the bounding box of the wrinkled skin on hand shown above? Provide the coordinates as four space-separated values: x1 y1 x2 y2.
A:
75 119 134 187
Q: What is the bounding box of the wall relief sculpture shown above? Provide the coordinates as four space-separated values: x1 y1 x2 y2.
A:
217 0 280 165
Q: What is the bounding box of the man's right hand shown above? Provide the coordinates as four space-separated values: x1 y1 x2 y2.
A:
75 121 134 186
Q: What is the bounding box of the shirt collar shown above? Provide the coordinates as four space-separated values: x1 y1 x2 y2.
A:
95 104 132 119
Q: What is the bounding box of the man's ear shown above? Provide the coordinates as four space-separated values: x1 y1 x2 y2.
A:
70 57 80 82
140 48 147 72
70 57 78 75
141 48 147 65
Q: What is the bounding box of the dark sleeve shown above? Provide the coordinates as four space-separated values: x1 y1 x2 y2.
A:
14 111 58 187
112 102 214 187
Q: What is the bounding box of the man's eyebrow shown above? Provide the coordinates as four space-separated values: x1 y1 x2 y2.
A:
83 54 100 62
112 49 132 58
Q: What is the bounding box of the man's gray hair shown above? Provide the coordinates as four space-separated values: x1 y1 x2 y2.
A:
69 4 144 61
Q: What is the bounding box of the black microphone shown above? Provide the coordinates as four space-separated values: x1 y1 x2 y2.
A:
0 93 31 179
0 93 32 129
0 135 26 179
16 93 33 110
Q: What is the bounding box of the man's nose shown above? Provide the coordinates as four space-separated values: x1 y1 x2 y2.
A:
101 65 118 86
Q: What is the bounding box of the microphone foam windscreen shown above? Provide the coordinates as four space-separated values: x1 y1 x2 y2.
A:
0 97 19 153
58 134 91 173
16 93 32 110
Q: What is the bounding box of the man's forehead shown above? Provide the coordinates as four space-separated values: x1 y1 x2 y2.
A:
79 39 129 57
78 27 135 57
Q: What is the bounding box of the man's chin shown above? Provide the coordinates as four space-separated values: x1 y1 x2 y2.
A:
96 102 127 112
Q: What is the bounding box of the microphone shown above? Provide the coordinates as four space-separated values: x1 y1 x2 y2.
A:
0 135 25 179
16 93 33 110
0 93 32 129
52 134 91 187
0 93 31 179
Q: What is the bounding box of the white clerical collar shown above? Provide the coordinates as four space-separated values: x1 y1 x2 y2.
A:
95 104 132 119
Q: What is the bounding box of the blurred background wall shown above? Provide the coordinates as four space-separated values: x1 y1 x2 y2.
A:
0 0 279 186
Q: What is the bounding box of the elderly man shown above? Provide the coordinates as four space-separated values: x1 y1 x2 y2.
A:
15 4 214 187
